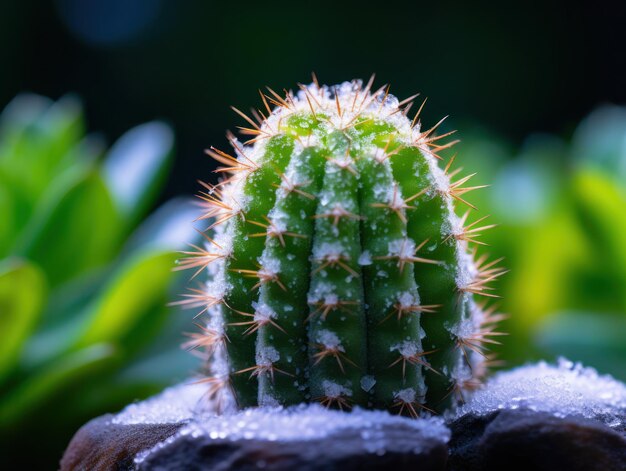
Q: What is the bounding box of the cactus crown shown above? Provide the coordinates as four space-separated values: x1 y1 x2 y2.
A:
182 78 505 415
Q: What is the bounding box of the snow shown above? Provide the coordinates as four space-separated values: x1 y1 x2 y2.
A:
267 207 289 235
390 340 420 358
316 329 343 350
113 357 626 468
307 281 338 305
252 301 277 323
394 388 417 403
360 375 377 392
457 358 626 428
358 250 372 266
322 380 352 398
398 291 419 308
448 315 477 340
454 246 478 291
387 237 416 260
133 403 449 464
312 242 347 261
258 251 281 276
256 345 280 365
113 381 450 465
112 381 211 425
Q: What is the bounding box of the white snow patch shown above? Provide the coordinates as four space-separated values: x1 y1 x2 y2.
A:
455 246 478 290
113 381 219 425
204 269 228 303
358 250 372 266
457 358 626 428
252 301 277 324
258 251 281 276
307 281 338 305
322 380 352 398
360 375 377 392
394 388 417 403
388 238 415 259
258 391 281 408
448 316 477 339
316 329 343 350
312 242 347 261
256 346 280 365
267 207 289 235
390 340 420 358
133 403 449 464
398 291 419 308
450 354 472 384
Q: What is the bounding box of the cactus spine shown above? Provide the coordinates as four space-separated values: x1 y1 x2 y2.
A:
182 78 505 415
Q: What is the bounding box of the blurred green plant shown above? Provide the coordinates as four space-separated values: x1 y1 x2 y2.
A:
0 94 198 466
458 108 626 380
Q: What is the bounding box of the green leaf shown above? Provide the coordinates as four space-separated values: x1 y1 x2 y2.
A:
571 170 626 307
75 250 178 352
536 311 626 381
0 259 46 383
571 105 626 183
102 121 174 225
0 177 15 256
122 197 202 254
0 94 84 204
0 343 116 428
15 170 122 286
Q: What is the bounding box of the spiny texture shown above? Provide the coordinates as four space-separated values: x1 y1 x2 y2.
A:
181 78 505 415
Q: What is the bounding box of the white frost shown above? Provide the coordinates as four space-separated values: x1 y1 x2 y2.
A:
360 375 377 392
307 281 338 305
390 340 420 358
316 329 343 350
323 380 352 398
398 291 419 308
256 345 280 365
394 388 417 403
258 251 281 276
112 381 219 425
358 250 372 266
252 301 277 323
456 358 626 428
135 403 449 464
312 242 347 261
387 238 416 259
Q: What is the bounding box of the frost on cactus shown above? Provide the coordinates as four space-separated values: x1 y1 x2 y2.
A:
178 77 506 415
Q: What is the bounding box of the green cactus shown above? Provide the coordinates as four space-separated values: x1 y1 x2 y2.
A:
183 78 505 415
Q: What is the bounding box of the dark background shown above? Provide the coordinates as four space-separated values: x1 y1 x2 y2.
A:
2 0 626 200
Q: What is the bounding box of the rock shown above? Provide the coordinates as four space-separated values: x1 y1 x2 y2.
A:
61 360 626 470
60 415 183 471
447 409 626 471
447 358 626 471
137 417 448 470
455 358 626 428
61 401 450 470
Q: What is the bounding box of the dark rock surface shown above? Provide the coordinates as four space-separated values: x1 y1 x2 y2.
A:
60 415 183 471
447 408 626 471
60 411 448 471
60 407 626 471
137 422 448 471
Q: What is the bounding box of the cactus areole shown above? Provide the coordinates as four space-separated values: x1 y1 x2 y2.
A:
179 78 506 416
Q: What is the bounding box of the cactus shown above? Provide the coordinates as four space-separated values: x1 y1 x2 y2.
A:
183 78 506 415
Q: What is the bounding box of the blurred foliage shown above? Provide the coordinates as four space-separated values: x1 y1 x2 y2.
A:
459 106 626 381
0 95 199 467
